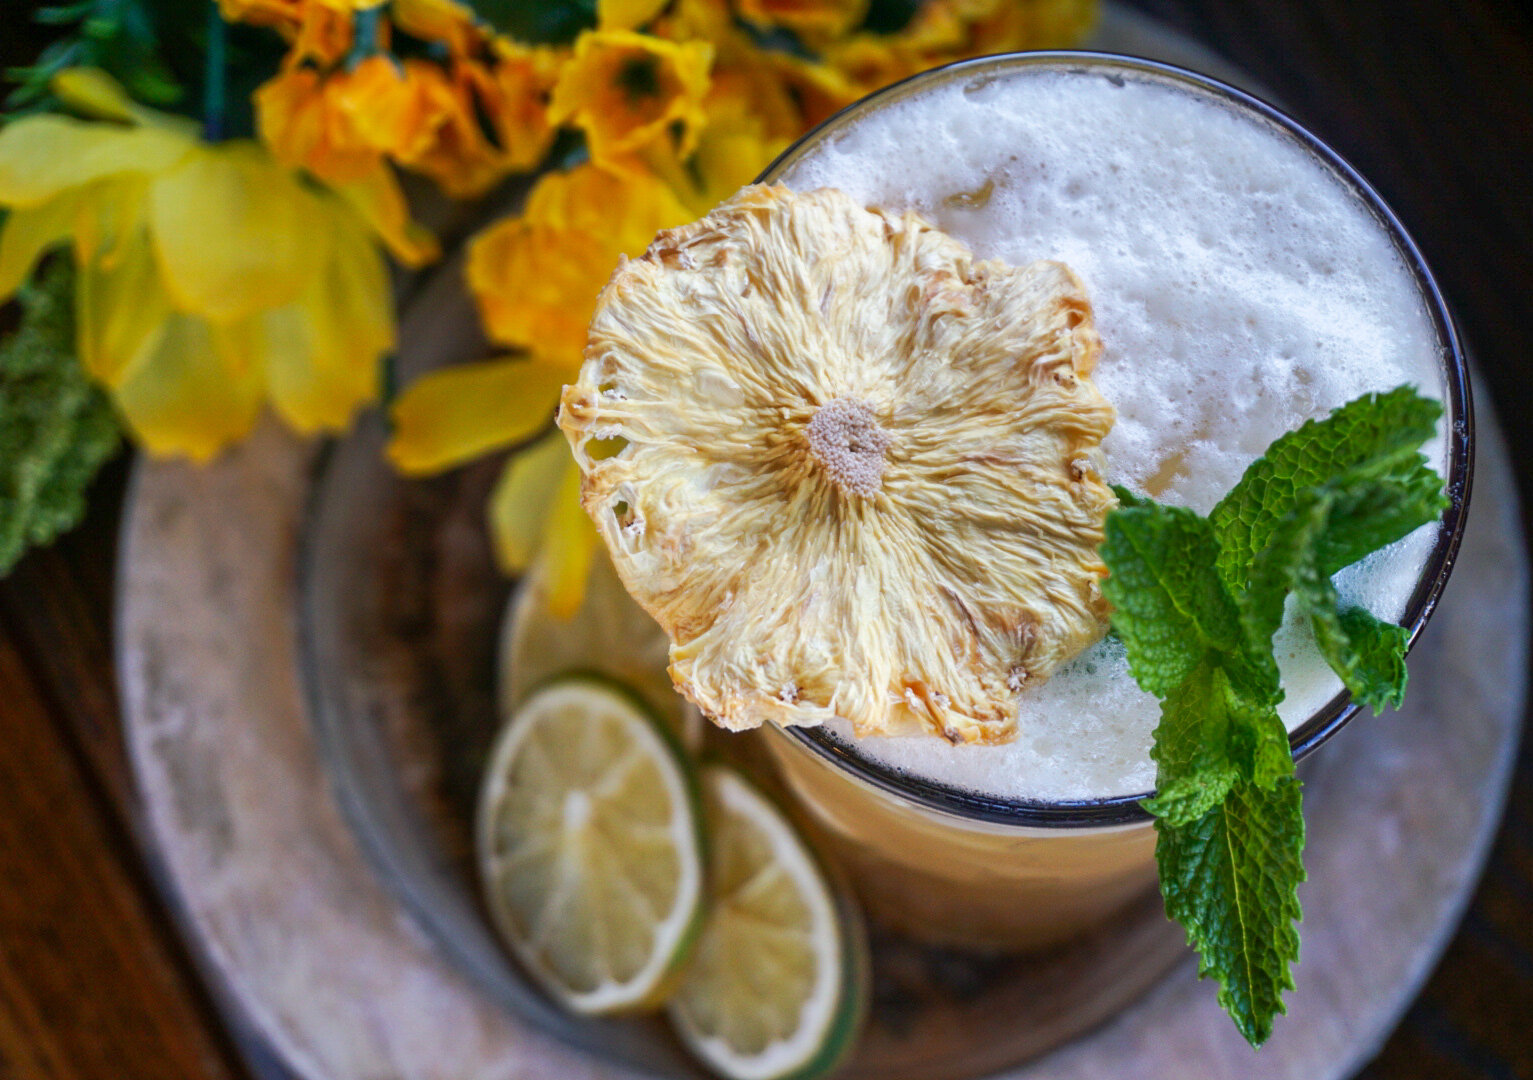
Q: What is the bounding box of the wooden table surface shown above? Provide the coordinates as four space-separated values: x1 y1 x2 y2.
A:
2 2 1530 1078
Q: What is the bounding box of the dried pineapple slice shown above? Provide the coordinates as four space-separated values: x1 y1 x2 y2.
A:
559 185 1115 744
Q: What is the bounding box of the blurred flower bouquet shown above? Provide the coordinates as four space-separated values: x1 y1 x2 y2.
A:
0 0 1096 594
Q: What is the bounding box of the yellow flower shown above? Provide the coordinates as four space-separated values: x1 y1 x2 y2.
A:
547 30 713 169
388 373 597 616
391 0 486 56
597 0 671 31
488 430 598 617
391 161 693 614
0 88 436 461
464 161 693 364
735 0 869 43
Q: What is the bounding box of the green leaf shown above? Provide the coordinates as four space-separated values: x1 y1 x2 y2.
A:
1100 500 1253 697
1243 476 1444 713
0 261 121 574
1210 386 1443 593
1156 775 1305 1047
467 0 597 44
1311 606 1411 713
1102 385 1445 1046
1143 655 1291 826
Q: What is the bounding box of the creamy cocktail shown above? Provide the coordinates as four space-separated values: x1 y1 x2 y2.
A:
746 53 1467 949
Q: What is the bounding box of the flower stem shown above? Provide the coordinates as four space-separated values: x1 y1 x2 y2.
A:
202 0 227 141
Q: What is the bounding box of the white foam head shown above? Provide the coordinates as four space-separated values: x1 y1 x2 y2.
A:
769 56 1453 802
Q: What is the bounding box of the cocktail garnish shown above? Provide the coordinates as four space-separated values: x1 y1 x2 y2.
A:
1101 385 1447 1045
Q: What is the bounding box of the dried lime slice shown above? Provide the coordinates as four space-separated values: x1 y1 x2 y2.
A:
477 674 706 1013
670 765 868 1080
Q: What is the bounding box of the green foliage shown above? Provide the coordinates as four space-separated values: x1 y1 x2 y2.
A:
7 0 285 139
1156 775 1305 1047
6 0 183 116
1209 385 1443 593
1101 386 1447 1045
0 260 121 574
467 0 598 44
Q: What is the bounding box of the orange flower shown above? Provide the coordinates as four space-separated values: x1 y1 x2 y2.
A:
466 162 693 365
256 62 382 183
217 0 305 30
548 30 713 168
465 42 562 175
736 0 869 43
391 0 485 56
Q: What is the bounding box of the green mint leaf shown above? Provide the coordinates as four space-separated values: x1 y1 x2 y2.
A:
1243 476 1445 713
1100 500 1255 697
1102 385 1446 1047
1142 655 1291 826
1210 386 1443 593
0 260 121 574
1312 605 1411 713
1156 775 1305 1047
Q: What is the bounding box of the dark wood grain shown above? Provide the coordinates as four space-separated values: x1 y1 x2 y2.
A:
0 462 249 1080
0 1 1529 1078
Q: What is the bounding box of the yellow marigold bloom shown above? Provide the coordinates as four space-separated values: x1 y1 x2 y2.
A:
548 30 713 168
465 162 693 364
736 0 869 43
0 94 435 461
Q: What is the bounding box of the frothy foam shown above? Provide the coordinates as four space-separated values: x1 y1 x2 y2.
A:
777 63 1448 801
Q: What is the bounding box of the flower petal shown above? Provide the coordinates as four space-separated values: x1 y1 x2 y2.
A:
112 311 265 462
74 225 174 387
51 67 197 130
0 116 193 208
539 462 600 618
149 142 324 322
598 0 670 29
329 165 440 268
0 191 85 299
488 429 598 615
386 357 567 474
264 217 393 432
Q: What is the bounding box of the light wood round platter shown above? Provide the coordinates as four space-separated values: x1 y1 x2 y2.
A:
116 8 1527 1080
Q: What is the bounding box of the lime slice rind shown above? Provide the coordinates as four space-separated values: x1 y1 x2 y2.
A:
477 675 706 1015
671 765 867 1080
499 550 703 750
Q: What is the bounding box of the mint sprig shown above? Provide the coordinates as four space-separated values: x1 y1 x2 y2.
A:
1100 386 1447 1046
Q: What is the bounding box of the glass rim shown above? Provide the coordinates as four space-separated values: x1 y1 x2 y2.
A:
756 50 1475 830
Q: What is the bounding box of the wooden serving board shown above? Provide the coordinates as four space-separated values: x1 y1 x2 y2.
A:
116 8 1527 1080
